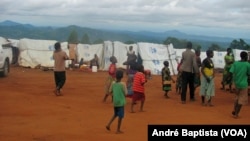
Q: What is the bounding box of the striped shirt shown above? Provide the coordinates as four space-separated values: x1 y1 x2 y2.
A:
133 72 146 93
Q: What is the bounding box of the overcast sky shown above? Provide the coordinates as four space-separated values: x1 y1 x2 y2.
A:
1 0 249 39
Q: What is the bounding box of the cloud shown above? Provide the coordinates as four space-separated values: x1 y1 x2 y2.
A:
0 0 249 38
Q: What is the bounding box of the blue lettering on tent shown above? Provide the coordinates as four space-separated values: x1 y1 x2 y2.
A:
48 45 54 51
153 69 161 75
149 47 157 54
83 45 89 49
217 52 223 56
84 53 90 57
105 57 110 64
152 60 160 65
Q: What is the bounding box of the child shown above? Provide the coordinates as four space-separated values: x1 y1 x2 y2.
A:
126 61 137 98
53 42 69 96
106 69 127 134
144 69 152 80
176 58 183 94
161 61 175 98
103 56 117 102
229 51 250 118
221 48 234 92
131 64 147 113
199 50 215 106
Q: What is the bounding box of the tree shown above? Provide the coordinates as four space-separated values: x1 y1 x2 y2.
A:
80 33 91 44
93 39 104 44
229 39 250 50
124 40 136 44
163 37 187 49
208 43 221 51
67 30 78 44
195 45 202 51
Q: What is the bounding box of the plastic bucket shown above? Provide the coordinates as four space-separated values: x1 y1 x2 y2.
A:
92 66 97 72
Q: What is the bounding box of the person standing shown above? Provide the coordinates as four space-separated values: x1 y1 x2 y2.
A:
126 60 137 98
229 51 250 118
79 58 84 68
221 48 234 92
53 42 69 96
179 42 199 104
194 49 202 93
90 54 100 69
131 64 147 113
126 46 135 62
123 46 135 74
103 56 117 102
176 58 183 94
161 61 175 98
106 69 127 134
199 50 215 106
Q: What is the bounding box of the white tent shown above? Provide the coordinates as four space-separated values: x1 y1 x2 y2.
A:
4 37 249 75
113 41 138 69
18 38 69 68
77 43 104 66
137 42 176 75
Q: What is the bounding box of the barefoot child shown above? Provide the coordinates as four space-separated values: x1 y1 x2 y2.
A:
229 51 250 118
103 56 117 102
176 58 183 94
106 69 127 133
131 64 147 113
161 61 175 98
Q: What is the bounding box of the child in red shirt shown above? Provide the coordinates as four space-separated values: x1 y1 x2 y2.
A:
103 56 117 102
131 64 147 113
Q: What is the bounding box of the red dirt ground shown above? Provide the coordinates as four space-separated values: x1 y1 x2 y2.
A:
0 66 249 141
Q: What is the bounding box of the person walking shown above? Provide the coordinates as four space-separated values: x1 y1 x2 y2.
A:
221 48 234 92
199 50 215 106
131 64 147 113
106 69 127 134
53 42 69 96
179 42 199 104
103 56 117 102
126 60 137 98
229 51 250 118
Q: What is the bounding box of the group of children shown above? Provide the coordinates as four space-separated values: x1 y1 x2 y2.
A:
103 55 148 134
103 48 250 134
52 42 250 135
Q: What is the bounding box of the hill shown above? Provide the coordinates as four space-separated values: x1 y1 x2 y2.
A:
0 20 249 50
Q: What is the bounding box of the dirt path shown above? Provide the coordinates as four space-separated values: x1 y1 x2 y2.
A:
0 66 249 141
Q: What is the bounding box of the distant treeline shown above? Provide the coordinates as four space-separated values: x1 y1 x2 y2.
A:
1 21 250 51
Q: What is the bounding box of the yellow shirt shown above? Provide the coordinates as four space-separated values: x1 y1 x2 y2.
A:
204 67 213 76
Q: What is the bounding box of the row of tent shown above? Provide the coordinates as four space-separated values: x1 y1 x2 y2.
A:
0 37 248 75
